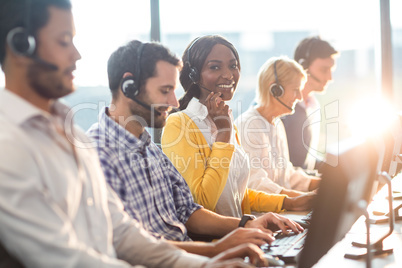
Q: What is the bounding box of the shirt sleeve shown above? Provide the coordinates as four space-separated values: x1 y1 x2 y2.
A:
248 167 284 194
163 153 202 223
0 130 209 268
0 135 133 267
246 188 286 213
287 166 312 192
277 122 311 192
162 113 235 211
106 185 210 268
237 117 284 194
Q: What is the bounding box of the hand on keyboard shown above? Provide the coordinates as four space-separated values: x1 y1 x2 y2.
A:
245 212 304 236
215 227 275 253
211 243 268 267
260 229 309 264
292 211 313 228
283 192 317 211
292 219 310 229
264 254 285 266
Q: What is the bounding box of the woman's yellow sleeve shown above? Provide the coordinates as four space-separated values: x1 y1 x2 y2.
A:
162 113 235 211
245 188 286 213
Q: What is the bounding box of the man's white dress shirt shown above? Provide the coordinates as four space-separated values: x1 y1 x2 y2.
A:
0 89 208 267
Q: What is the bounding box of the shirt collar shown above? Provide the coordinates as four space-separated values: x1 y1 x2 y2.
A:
184 98 209 121
249 105 280 127
98 106 151 151
0 89 71 126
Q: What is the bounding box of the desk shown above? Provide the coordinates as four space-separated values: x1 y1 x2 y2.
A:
311 216 402 267
279 173 402 267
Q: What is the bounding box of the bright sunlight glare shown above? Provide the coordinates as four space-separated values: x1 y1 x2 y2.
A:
347 96 398 140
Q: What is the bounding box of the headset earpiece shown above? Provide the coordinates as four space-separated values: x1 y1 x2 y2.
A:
188 66 200 84
297 37 320 70
121 76 138 98
120 42 145 98
7 0 36 57
187 37 201 84
270 60 284 97
298 58 308 69
118 42 161 116
5 0 58 70
6 27 36 57
270 83 284 98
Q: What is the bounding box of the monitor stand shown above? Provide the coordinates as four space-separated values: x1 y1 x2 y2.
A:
370 203 402 223
344 172 395 263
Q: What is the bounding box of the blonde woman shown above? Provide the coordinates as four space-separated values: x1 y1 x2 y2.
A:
235 56 321 197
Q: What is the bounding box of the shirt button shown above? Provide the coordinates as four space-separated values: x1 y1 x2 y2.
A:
87 197 94 207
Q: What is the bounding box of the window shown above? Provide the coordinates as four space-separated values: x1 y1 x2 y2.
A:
1 0 400 150
158 0 382 152
63 0 150 130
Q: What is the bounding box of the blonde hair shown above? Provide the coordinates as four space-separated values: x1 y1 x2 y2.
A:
256 56 307 107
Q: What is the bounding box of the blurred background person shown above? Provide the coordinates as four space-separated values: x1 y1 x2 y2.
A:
281 36 338 171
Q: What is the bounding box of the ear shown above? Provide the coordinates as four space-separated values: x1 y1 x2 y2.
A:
114 72 134 102
122 72 133 79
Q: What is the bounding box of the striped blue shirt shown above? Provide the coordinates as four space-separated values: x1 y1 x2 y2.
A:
87 107 201 241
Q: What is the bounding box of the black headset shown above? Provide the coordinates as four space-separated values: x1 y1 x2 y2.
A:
270 60 284 98
121 42 146 99
6 0 36 57
187 37 201 84
297 37 320 69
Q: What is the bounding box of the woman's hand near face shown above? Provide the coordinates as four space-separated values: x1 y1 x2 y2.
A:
203 92 232 143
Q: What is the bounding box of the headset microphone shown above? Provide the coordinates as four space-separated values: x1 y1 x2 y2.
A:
31 55 58 71
186 38 219 95
274 96 293 111
6 27 59 71
199 84 214 93
270 60 293 112
308 72 322 84
120 43 161 116
131 97 162 116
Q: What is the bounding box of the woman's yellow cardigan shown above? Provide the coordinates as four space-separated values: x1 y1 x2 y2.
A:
161 112 286 214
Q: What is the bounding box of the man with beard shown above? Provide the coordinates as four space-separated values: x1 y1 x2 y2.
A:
87 40 304 258
0 0 271 267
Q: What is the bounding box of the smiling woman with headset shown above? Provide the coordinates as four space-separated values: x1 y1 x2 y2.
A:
161 35 315 218
235 56 321 198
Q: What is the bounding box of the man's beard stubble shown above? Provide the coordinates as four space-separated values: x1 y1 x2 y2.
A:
128 97 167 129
27 62 73 100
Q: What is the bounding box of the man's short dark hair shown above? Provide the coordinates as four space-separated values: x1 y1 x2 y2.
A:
294 36 338 69
107 40 181 98
0 0 72 66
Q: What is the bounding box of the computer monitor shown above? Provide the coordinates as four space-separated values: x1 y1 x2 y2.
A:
380 114 402 178
298 138 380 268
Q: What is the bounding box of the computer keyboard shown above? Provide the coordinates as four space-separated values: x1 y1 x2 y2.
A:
294 210 313 228
261 229 308 263
303 211 313 222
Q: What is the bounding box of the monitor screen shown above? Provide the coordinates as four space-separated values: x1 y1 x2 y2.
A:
380 114 402 178
298 138 380 268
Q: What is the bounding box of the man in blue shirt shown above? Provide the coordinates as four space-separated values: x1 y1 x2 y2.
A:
87 40 304 258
